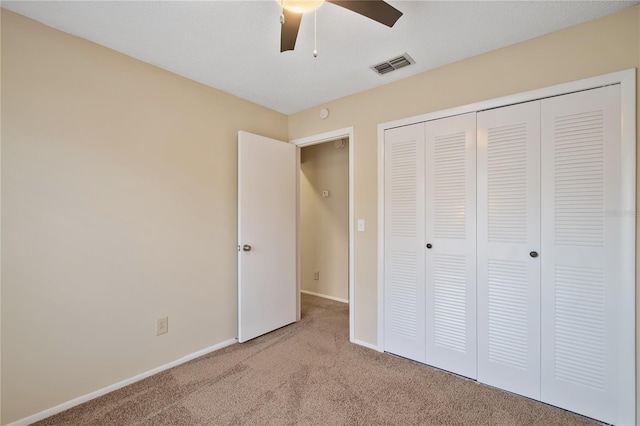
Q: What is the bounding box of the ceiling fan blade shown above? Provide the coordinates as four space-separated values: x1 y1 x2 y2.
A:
327 0 402 27
281 9 303 52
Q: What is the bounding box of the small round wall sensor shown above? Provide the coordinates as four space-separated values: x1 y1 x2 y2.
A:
320 108 329 120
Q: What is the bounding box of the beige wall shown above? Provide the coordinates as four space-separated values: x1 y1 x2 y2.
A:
300 141 349 301
0 10 287 424
289 4 640 347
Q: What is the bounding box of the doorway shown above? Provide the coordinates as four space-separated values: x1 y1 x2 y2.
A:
300 138 349 303
292 127 354 342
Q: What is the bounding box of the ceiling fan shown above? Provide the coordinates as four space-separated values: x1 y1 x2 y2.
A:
279 0 403 53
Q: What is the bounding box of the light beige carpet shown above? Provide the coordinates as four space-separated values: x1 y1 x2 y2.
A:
36 294 596 425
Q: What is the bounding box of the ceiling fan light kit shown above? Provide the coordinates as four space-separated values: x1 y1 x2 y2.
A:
281 0 325 14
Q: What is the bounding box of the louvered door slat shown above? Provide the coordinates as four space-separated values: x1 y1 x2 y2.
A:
424 112 477 379
540 85 622 424
477 101 541 399
384 124 426 363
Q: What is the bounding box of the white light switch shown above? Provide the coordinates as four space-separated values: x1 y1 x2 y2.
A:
357 219 365 232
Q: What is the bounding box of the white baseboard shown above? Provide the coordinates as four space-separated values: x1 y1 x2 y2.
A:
300 289 348 304
8 338 237 426
351 338 382 352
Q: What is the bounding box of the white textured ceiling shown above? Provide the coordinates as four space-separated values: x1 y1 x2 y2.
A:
3 1 638 114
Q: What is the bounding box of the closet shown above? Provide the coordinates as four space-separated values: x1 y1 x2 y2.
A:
383 84 632 424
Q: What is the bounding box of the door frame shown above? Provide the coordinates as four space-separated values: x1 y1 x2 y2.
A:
377 69 635 423
290 127 355 343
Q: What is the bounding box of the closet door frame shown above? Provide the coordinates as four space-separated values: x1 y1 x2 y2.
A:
377 68 635 425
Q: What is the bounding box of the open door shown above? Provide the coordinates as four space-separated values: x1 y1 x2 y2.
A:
238 131 297 343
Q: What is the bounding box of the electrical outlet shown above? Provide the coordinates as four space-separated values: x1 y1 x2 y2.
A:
313 270 320 280
157 316 168 336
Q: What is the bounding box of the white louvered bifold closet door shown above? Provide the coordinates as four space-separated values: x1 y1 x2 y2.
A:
540 85 627 425
384 124 426 363
477 101 541 399
424 113 477 379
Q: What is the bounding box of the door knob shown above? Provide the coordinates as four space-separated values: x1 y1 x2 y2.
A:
530 251 539 258
243 244 252 252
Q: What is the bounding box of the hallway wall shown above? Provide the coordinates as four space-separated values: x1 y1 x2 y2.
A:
300 140 349 301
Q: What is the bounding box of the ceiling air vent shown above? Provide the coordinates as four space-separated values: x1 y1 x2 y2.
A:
371 53 415 76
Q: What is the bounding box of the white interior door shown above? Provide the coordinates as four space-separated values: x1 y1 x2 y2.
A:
383 123 426 363
238 131 297 343
540 85 628 424
424 112 477 379
477 101 541 399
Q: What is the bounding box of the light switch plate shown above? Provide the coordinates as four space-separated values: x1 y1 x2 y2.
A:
157 316 168 336
357 219 365 232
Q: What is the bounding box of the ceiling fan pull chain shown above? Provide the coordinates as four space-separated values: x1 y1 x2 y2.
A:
313 10 318 57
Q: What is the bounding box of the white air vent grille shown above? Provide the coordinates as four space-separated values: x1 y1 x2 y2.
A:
372 54 415 75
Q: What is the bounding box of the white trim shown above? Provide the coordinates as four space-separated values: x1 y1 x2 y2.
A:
8 339 237 426
377 124 386 353
352 339 382 352
296 147 302 321
290 127 353 147
617 69 636 426
291 126 356 343
301 289 348 304
377 69 635 423
349 129 355 344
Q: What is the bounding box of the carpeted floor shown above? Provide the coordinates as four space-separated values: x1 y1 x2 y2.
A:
36 294 596 425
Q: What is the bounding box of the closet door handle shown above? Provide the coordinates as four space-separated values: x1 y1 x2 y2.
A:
426 243 433 249
530 251 539 258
